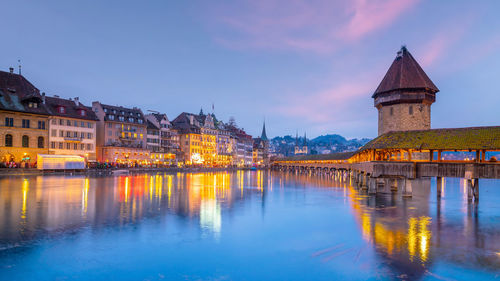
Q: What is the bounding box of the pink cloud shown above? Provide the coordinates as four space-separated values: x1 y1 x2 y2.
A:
339 0 419 41
209 0 420 53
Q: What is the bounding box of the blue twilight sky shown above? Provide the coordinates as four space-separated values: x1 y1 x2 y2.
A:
1 0 500 139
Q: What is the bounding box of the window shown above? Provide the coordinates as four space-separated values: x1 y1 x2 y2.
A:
79 110 86 117
87 122 92 128
5 134 13 147
67 120 71 126
66 131 71 137
87 133 92 139
73 143 78 150
59 107 66 114
138 119 143 124
28 102 38 108
59 142 63 149
409 105 413 115
390 107 393 116
66 143 71 150
73 132 78 138
51 142 56 149
60 130 64 137
59 119 64 125
81 121 85 127
87 144 92 150
38 121 45 129
80 143 85 150
22 135 29 147
74 121 78 127
119 116 124 121
52 119 57 125
51 130 57 137
22 119 30 128
108 115 115 120
5 117 13 127
108 123 112 128
81 132 85 139
38 137 44 148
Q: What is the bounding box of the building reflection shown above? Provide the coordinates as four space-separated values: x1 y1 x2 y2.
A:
0 172 265 244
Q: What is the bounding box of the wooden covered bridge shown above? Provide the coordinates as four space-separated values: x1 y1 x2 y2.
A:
272 126 500 201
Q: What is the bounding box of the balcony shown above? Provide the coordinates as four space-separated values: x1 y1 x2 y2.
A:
64 137 82 142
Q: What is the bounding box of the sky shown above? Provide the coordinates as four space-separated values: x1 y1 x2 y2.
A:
1 0 500 139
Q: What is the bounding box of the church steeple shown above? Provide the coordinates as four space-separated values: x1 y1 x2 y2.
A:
261 121 268 141
303 132 307 146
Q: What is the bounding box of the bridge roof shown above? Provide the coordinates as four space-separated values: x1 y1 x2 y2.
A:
277 151 357 162
361 126 500 151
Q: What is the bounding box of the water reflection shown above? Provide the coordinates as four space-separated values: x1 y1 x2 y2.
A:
1 171 500 279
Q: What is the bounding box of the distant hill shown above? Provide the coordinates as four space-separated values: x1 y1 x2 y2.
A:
270 134 371 157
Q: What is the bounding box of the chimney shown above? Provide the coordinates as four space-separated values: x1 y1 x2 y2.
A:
41 92 46 104
74 97 80 106
9 67 14 74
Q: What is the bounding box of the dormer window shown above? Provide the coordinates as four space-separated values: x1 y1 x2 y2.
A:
108 115 115 120
104 108 108 113
79 109 86 116
28 102 38 108
58 106 66 114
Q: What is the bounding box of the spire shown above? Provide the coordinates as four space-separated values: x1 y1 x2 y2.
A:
303 132 307 146
261 121 268 141
295 131 299 146
199 107 204 116
373 46 439 98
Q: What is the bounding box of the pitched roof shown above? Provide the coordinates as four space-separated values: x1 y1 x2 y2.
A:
0 70 51 115
360 126 500 151
373 46 439 97
98 103 146 125
45 96 98 121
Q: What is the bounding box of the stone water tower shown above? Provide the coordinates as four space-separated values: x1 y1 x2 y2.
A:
373 46 439 136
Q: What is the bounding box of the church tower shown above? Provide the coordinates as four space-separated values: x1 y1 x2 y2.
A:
373 46 439 136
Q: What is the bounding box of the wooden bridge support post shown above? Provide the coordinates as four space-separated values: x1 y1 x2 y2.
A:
436 177 442 198
391 178 398 193
368 177 377 194
361 172 368 191
467 179 479 202
403 178 413 197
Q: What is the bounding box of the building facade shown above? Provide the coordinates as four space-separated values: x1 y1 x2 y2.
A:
373 46 439 136
145 113 180 165
46 96 97 161
0 69 49 166
92 102 149 165
294 132 308 155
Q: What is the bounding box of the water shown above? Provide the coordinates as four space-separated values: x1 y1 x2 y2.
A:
1 171 500 280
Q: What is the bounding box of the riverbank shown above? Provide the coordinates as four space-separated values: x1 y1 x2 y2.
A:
0 167 266 177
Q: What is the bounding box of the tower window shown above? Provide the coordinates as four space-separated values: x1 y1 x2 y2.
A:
390 107 393 116
409 106 413 115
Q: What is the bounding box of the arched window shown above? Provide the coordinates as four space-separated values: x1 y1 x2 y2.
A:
22 135 29 148
37 136 44 148
5 134 13 147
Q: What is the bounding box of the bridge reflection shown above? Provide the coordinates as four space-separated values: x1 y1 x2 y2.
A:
273 171 500 278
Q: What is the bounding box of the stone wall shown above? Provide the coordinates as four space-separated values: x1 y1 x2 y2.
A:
378 103 430 135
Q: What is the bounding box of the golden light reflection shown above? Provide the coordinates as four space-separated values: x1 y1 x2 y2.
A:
21 179 29 220
82 178 89 216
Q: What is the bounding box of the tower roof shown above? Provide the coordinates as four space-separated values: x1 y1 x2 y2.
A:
261 122 268 141
373 46 439 98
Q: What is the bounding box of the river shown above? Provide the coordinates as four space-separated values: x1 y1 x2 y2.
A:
0 171 499 280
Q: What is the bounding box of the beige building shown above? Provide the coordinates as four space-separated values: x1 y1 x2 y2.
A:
92 102 149 165
46 96 98 161
0 69 49 165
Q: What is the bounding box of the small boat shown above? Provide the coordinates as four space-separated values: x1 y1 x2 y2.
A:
113 169 129 175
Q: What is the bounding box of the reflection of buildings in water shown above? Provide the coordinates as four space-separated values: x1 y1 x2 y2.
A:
0 171 265 244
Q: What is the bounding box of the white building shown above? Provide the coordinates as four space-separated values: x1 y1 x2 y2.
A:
46 96 98 161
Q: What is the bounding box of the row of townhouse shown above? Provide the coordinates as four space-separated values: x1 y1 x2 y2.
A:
0 68 269 167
